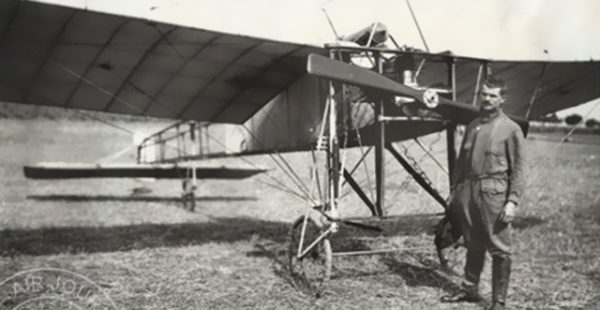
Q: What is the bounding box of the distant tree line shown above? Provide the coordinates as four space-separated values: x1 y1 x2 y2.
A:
585 118 600 128
565 114 583 125
537 112 599 128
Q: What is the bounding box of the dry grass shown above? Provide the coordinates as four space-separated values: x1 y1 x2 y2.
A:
0 119 598 309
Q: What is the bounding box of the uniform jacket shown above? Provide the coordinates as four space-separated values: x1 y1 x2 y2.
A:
452 111 527 205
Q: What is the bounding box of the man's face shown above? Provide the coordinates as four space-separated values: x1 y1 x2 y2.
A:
479 84 505 112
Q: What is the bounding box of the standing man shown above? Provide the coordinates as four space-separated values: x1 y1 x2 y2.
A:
441 78 527 310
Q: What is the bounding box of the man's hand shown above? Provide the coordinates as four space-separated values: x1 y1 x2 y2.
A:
446 190 455 206
498 201 516 223
447 185 460 206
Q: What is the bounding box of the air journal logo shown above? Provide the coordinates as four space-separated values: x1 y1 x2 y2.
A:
0 268 118 309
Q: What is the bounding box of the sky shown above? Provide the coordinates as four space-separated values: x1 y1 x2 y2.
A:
40 0 600 120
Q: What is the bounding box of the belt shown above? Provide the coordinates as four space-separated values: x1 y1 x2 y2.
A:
465 172 508 180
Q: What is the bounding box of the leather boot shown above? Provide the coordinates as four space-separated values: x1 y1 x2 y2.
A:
440 285 481 303
488 255 511 310
487 302 505 310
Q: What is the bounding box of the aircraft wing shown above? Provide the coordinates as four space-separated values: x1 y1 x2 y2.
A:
1 1 598 158
0 0 326 123
413 52 600 119
24 162 267 179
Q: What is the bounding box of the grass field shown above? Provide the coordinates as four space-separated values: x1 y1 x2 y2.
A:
0 119 598 309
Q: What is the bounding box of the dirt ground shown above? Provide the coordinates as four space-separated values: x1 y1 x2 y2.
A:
0 119 598 309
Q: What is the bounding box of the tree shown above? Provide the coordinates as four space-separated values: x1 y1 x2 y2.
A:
565 114 583 125
585 118 599 128
537 112 562 123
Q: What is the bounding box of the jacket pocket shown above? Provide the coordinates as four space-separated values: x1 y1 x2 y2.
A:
484 151 508 174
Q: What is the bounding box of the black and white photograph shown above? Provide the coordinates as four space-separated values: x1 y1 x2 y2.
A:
0 0 598 309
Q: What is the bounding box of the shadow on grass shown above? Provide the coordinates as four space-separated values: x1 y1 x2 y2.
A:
247 242 299 291
26 194 257 203
512 216 546 230
335 213 444 239
0 216 287 257
328 236 461 294
380 255 461 293
246 213 466 295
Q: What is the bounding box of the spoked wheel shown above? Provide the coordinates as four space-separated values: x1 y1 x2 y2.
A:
439 243 467 276
287 215 332 297
434 216 466 275
181 179 196 212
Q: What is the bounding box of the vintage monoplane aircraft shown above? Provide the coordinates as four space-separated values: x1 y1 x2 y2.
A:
1 0 598 294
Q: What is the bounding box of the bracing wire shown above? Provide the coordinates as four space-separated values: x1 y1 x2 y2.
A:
558 100 599 144
202 126 344 225
351 105 376 201
524 63 548 120
41 56 145 114
240 125 319 206
340 146 373 187
97 144 137 164
200 130 310 202
414 136 448 174
310 148 325 204
526 100 600 184
141 121 308 202
0 79 136 136
231 83 335 207
73 110 136 135
405 0 430 52
321 8 341 40
4 47 171 140
256 179 308 201
40 52 177 116
385 137 445 211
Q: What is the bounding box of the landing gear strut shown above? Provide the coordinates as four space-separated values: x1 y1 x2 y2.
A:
287 215 332 297
181 179 196 212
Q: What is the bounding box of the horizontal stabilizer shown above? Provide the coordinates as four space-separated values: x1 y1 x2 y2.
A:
24 163 267 180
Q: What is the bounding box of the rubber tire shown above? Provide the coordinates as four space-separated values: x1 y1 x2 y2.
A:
287 215 332 297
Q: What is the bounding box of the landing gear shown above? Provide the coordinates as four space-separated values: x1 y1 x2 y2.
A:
287 215 332 297
181 179 196 212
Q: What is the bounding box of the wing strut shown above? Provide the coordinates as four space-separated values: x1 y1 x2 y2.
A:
405 0 430 52
374 53 386 217
387 144 447 209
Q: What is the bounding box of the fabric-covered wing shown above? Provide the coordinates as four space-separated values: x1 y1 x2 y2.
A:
24 162 267 179
415 54 600 119
0 0 326 123
488 61 599 118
